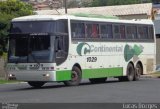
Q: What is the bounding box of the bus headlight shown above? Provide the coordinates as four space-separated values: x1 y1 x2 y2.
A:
9 74 15 77
8 74 16 80
43 74 50 77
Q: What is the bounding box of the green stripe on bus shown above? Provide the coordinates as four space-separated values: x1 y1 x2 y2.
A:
56 70 71 81
56 67 123 81
82 67 123 79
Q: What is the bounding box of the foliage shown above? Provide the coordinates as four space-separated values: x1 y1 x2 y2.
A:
0 0 33 56
0 13 13 56
0 79 19 84
0 0 33 16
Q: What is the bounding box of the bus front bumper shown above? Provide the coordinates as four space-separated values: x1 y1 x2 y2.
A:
7 70 56 82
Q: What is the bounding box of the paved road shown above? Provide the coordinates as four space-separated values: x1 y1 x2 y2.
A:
0 78 160 103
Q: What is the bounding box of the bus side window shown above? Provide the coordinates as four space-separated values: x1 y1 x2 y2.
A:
57 20 68 33
143 26 149 39
126 26 131 39
120 25 125 39
113 25 121 39
149 26 154 39
71 22 85 38
86 23 100 38
78 23 85 38
100 24 113 39
100 25 107 38
138 26 142 39
86 24 92 38
55 20 69 65
138 26 148 39
71 23 77 38
55 35 69 65
107 24 113 39
126 25 137 39
92 24 99 38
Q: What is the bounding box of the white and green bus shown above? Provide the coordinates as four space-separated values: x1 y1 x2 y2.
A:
7 15 156 87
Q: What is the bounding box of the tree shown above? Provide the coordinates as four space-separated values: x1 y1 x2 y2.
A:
0 0 33 56
91 0 108 7
0 13 12 56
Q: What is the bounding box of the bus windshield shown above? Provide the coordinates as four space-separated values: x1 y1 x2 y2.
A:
8 21 56 63
10 21 55 33
8 34 53 63
8 20 69 64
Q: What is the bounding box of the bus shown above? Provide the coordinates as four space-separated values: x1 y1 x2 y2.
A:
6 15 156 88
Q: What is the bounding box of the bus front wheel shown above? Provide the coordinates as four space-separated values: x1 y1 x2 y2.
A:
126 63 135 81
134 63 142 81
118 63 135 82
28 81 45 88
64 66 82 86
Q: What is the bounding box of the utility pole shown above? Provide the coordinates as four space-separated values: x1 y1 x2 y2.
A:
64 0 67 14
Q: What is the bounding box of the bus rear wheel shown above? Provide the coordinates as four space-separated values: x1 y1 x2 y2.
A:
28 81 45 88
64 66 82 86
134 63 142 81
89 78 107 84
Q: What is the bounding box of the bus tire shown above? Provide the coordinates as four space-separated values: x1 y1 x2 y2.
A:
28 81 45 88
89 78 107 84
134 63 142 81
64 66 82 86
126 63 135 81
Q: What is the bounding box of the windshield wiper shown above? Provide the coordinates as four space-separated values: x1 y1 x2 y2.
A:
14 56 27 64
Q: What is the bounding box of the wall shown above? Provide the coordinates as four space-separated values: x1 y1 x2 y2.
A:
0 58 6 79
156 38 160 65
154 20 160 35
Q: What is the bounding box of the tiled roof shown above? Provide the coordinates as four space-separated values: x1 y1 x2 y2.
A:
35 3 152 16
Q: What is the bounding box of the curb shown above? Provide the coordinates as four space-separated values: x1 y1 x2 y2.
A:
141 75 160 78
0 81 27 85
5 82 27 84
